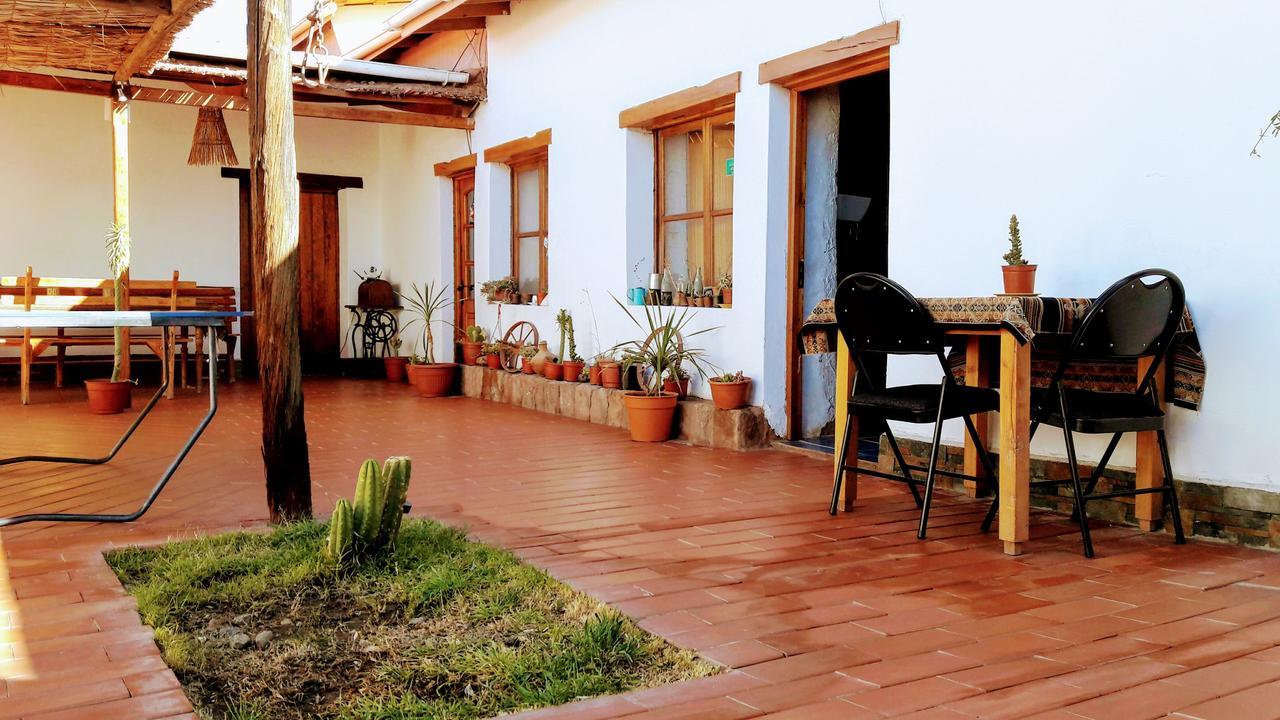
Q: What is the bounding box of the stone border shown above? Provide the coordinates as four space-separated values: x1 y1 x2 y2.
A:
459 366 772 451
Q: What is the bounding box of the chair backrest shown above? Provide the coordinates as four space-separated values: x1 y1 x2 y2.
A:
1053 269 1186 394
834 273 942 356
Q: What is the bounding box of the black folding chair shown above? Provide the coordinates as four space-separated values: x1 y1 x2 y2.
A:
831 273 999 539
981 269 1187 558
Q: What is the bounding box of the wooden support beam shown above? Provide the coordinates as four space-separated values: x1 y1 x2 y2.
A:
249 0 313 521
115 0 204 82
449 1 510 18
618 72 740 130
111 95 132 381
415 17 485 32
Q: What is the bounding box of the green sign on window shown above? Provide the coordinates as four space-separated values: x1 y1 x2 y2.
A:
725 158 734 176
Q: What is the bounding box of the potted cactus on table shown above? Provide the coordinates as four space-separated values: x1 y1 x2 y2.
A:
1001 214 1037 295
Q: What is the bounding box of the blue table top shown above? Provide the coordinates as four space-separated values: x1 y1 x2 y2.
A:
0 311 249 328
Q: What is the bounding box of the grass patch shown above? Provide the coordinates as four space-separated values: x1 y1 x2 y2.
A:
107 520 714 719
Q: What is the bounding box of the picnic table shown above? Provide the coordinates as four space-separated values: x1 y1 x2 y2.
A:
0 310 247 527
801 294 1205 556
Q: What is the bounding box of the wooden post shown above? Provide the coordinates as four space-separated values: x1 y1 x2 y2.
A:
998 330 1031 556
962 336 992 497
834 332 858 511
111 95 132 382
249 0 313 522
1134 356 1167 531
20 266 32 405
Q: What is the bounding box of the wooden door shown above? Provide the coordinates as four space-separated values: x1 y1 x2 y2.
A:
238 185 342 376
452 172 476 359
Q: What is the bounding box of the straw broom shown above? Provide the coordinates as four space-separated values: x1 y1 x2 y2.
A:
187 107 239 166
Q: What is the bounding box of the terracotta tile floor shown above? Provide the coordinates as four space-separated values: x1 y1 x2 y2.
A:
2 378 1280 719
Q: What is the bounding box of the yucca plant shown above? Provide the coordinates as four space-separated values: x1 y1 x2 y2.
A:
609 296 715 396
105 223 130 383
398 282 452 364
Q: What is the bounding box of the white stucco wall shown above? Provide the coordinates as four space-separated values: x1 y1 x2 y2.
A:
457 0 1280 491
0 86 466 359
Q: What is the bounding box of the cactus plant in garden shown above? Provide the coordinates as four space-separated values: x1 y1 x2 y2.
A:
326 499 354 561
327 456 414 564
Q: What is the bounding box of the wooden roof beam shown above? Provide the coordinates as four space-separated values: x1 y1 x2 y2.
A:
114 0 204 82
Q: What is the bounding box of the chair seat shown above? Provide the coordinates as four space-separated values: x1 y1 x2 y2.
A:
1034 387 1166 433
850 383 999 423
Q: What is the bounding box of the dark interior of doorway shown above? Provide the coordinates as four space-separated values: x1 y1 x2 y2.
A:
792 70 890 460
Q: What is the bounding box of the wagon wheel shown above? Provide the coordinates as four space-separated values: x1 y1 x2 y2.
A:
500 321 540 373
633 328 684 391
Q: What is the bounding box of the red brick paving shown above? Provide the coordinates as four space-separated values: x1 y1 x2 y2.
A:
1 379 1279 718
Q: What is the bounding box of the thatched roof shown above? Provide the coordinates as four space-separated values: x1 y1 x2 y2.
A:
0 0 213 74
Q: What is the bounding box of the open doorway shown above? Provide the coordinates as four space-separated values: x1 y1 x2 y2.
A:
788 69 890 452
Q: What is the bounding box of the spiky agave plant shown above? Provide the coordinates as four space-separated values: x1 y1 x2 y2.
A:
398 282 452 364
609 296 715 396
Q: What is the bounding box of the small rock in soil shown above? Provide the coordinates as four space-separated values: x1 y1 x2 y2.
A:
360 644 383 654
279 618 294 627
254 630 274 649
233 613 252 625
230 633 252 650
218 626 241 638
206 617 222 631
408 617 425 626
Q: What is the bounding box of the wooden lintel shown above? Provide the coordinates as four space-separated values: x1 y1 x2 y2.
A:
758 21 898 89
220 168 364 190
482 129 552 164
418 17 485 32
433 153 477 177
0 70 111 97
618 72 740 130
114 0 203 82
293 101 472 129
448 1 509 18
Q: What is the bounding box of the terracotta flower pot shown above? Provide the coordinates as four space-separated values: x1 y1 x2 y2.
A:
623 392 678 442
562 360 585 383
544 361 563 381
522 358 535 374
383 356 408 383
84 379 131 415
721 288 732 305
485 353 502 369
410 363 457 398
461 341 483 366
588 364 602 385
709 378 751 410
662 377 689 399
600 362 621 389
1001 265 1037 295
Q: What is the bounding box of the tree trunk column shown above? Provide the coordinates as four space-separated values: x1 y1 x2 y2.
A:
111 94 131 381
248 0 312 522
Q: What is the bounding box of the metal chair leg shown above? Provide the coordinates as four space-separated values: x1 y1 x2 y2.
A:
884 428 923 507
1157 430 1186 544
830 407 855 516
1061 425 1094 558
917 382 949 540
1072 432 1123 522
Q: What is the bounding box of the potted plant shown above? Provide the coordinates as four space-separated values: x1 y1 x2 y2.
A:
662 367 690 399
718 272 733 306
519 345 538 374
611 299 713 442
599 355 622 389
709 370 751 410
588 361 602 385
543 359 563 381
86 223 134 414
480 276 519 304
556 309 585 383
400 282 456 398
461 325 485 365
1001 214 1036 294
481 342 504 369
384 336 408 382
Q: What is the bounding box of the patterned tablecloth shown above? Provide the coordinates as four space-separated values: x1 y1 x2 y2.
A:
800 295 1206 410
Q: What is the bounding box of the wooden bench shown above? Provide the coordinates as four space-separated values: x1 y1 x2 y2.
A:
1 267 239 404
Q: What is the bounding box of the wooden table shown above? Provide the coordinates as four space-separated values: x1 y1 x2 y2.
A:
825 297 1185 556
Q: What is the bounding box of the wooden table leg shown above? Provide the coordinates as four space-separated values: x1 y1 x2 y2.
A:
998 330 1031 556
834 332 857 511
963 337 993 497
1135 356 1167 531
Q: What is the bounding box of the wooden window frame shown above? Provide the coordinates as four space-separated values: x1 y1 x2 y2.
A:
654 110 734 278
509 150 549 297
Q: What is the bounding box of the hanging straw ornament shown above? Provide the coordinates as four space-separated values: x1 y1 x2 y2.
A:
187 107 238 166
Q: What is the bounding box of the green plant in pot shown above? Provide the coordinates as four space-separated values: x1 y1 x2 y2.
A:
399 282 456 398
86 223 134 414
519 345 539 374
480 341 505 369
1001 214 1036 294
610 297 714 442
718 271 733 306
556 309 585 383
461 324 485 365
709 369 752 410
480 276 519 304
384 335 408 383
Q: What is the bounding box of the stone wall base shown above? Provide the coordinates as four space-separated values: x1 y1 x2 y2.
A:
882 437 1280 551
459 366 773 451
